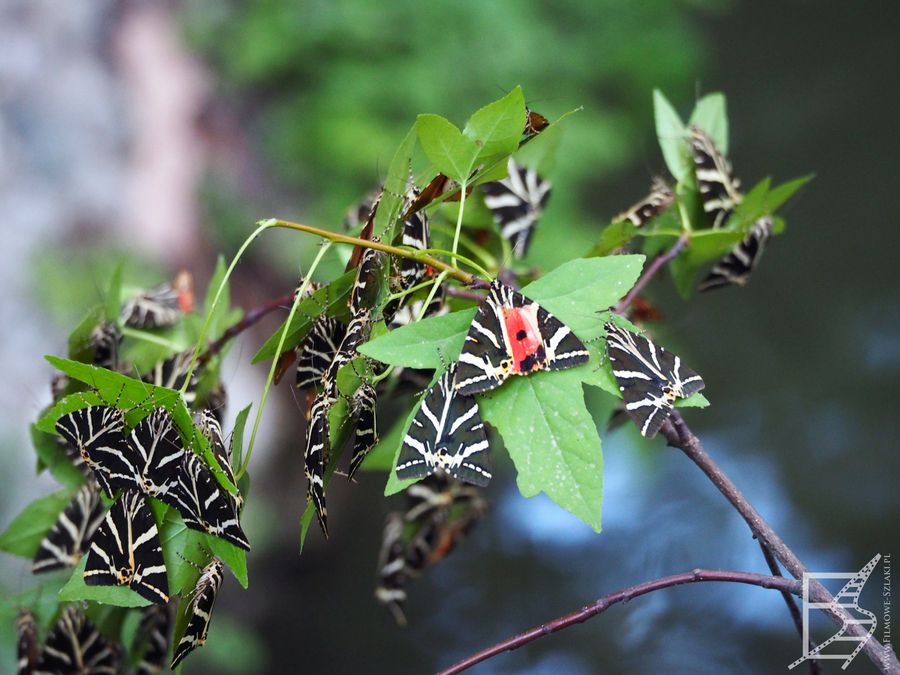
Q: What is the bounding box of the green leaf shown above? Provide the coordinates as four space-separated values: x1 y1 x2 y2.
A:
67 305 105 363
463 86 525 164
59 557 152 608
677 392 709 408
251 270 355 364
105 263 123 323
207 535 248 588
361 255 645 369
591 221 638 257
0 489 72 558
40 357 194 440
359 308 475 369
231 404 252 470
32 424 86 489
375 123 418 243
689 92 728 155
479 368 603 531
514 122 563 176
359 412 407 472
204 256 234 342
36 389 105 436
159 509 209 596
416 114 480 182
765 174 813 213
669 229 746 298
653 90 690 184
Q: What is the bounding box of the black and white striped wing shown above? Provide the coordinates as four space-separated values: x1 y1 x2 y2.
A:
112 408 186 506
613 177 675 227
397 364 491 486
170 558 224 670
135 605 170 675
321 309 371 398
55 405 126 497
174 453 250 550
296 316 346 390
196 410 243 510
35 606 119 675
698 217 773 292
604 322 705 439
374 513 409 626
143 350 199 404
348 383 378 481
482 158 551 258
84 490 169 605
32 483 105 573
305 394 331 537
348 247 385 316
121 284 181 329
398 210 430 291
690 126 742 228
455 280 588 396
89 321 122 370
16 610 38 675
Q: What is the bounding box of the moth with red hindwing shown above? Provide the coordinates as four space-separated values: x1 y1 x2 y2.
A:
32 483 105 573
170 558 224 669
612 177 675 227
397 363 491 486
35 606 120 674
455 279 589 396
698 217 773 292
523 107 550 138
604 322 705 438
305 393 331 537
84 489 170 605
55 405 126 497
482 158 551 259
173 452 250 550
690 125 743 228
348 382 378 481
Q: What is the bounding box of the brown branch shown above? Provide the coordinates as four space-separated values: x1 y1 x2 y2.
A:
660 411 900 675
198 292 295 366
444 286 486 302
757 541 822 675
614 232 688 314
438 569 800 675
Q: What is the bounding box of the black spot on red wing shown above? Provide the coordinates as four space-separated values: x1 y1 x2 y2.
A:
518 346 546 373
515 329 527 341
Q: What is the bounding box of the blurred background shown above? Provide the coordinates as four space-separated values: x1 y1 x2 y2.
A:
1 0 898 673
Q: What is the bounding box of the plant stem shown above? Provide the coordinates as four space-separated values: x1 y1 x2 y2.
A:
266 218 489 288
438 569 800 675
239 243 332 479
198 292 295 367
450 180 467 268
182 220 273 396
757 541 822 675
614 232 688 314
660 411 900 674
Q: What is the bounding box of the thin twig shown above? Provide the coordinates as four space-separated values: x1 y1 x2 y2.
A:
757 541 822 675
438 569 800 675
198 292 295 366
614 232 688 314
267 218 490 288
659 411 900 675
444 286 486 302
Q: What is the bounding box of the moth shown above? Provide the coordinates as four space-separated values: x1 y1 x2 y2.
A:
296 316 346 391
84 489 169 605
347 383 378 481
121 283 181 329
34 606 120 674
134 605 170 675
55 405 127 497
604 322 705 438
698 217 773 292
305 393 331 537
396 363 491 486
170 558 225 669
32 483 105 573
612 177 675 227
690 125 743 228
482 158 551 258
455 279 589 396
196 409 243 510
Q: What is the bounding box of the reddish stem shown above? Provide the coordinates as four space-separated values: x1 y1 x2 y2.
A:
198 292 295 366
614 232 688 314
